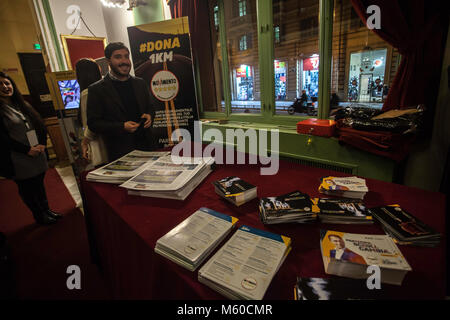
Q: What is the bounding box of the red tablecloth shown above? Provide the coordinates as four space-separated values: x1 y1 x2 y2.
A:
81 154 446 300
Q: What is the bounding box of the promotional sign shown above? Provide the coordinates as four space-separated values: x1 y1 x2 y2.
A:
127 17 199 148
303 55 320 71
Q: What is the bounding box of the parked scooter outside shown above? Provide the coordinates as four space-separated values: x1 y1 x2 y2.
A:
288 90 317 115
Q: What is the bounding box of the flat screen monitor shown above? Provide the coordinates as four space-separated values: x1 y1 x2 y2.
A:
57 80 80 109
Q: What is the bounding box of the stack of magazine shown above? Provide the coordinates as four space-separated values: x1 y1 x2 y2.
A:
120 155 215 200
318 176 368 199
86 150 169 184
294 277 383 300
259 191 318 224
314 198 373 224
370 205 441 247
212 176 257 206
198 225 291 300
320 229 412 285
154 207 238 271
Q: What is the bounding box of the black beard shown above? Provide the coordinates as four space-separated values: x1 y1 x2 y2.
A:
110 63 130 77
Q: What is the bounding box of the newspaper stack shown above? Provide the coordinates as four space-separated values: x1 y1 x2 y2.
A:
370 205 441 247
318 176 368 199
86 150 170 184
320 229 411 285
259 191 318 224
314 198 373 224
120 155 215 200
198 225 291 300
212 176 257 206
154 207 238 271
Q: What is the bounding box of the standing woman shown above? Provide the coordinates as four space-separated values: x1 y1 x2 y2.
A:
75 58 108 165
0 72 62 225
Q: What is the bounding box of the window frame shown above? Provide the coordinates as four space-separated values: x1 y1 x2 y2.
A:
239 35 248 51
238 0 247 17
201 0 334 125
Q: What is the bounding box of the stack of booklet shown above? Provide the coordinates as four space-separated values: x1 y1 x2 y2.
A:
86 150 169 184
154 207 238 271
198 225 291 300
318 176 368 199
120 156 215 200
370 205 441 247
320 229 412 285
294 277 383 300
259 191 318 224
314 198 373 224
212 176 257 206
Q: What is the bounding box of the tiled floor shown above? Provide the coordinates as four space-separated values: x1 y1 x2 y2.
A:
54 165 83 209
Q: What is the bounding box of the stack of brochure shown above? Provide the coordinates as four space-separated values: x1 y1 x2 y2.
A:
120 156 215 200
294 276 384 300
370 205 441 247
314 198 373 224
259 191 318 224
212 176 257 206
318 176 368 199
198 225 291 300
86 150 170 184
320 229 412 285
154 207 238 271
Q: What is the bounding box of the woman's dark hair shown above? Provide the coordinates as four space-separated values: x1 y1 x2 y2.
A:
104 42 129 59
75 58 102 92
0 72 45 134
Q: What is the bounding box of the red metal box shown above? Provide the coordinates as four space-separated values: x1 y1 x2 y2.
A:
297 119 336 137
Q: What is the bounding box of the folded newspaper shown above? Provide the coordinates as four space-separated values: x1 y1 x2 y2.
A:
198 225 291 300
154 207 238 271
120 155 215 200
86 150 170 184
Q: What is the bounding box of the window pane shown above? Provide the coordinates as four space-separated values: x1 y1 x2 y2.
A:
330 0 400 116
224 0 260 114
273 0 320 116
206 0 225 112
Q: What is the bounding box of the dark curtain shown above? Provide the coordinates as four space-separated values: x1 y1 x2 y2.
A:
350 0 448 132
167 0 217 112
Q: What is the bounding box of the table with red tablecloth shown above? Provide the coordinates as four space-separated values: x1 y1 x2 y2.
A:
81 154 446 300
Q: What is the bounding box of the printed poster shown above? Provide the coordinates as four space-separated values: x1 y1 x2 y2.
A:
127 17 199 149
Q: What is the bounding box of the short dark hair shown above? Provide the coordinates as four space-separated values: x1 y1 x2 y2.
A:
104 42 129 59
75 58 102 91
328 234 343 240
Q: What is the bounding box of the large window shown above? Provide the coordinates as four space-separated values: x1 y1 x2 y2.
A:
227 0 260 114
206 0 225 113
203 0 401 122
239 35 248 51
329 0 400 115
238 0 247 17
273 0 320 116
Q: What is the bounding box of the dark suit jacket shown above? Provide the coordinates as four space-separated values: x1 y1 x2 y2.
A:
0 102 47 179
86 74 155 161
